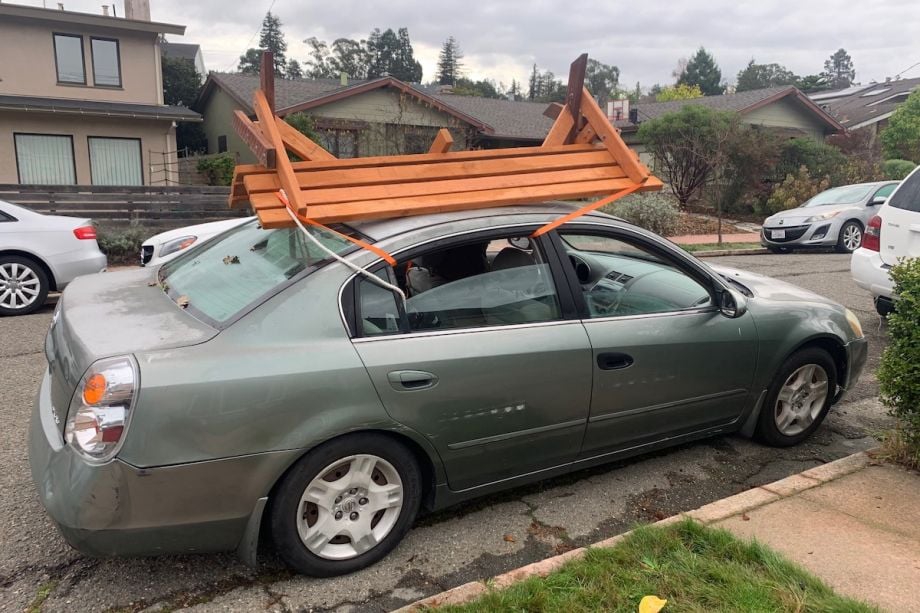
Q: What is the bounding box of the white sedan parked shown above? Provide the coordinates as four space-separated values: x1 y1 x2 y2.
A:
140 217 252 267
0 200 107 316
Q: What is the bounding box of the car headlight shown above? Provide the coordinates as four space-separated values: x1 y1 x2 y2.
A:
844 308 864 338
64 356 138 463
806 211 841 222
159 235 197 257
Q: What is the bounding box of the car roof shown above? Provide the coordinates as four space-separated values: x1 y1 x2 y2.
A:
348 201 619 241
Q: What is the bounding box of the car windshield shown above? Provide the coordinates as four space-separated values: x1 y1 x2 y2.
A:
159 220 354 324
801 185 873 208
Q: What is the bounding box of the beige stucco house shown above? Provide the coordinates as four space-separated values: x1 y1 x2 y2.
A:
0 1 200 186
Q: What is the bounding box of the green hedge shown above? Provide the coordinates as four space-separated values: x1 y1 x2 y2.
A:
882 159 917 181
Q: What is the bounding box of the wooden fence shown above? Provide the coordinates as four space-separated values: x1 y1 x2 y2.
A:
0 184 246 228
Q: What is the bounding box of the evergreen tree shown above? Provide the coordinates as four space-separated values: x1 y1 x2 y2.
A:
823 48 855 89
508 79 522 101
528 64 539 101
436 36 464 85
395 28 422 82
678 47 725 95
257 11 287 76
736 60 798 92
237 48 261 74
367 28 422 82
286 59 303 79
585 59 620 105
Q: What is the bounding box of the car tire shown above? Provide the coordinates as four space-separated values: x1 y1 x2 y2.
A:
0 255 49 316
755 348 837 447
269 433 422 577
767 246 791 254
835 221 863 253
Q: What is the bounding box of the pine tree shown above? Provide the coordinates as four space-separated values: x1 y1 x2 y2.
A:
366 28 422 82
528 64 539 100
436 36 464 86
508 79 522 101
678 47 725 95
395 28 422 82
736 59 798 92
286 59 303 79
823 49 855 89
258 11 287 76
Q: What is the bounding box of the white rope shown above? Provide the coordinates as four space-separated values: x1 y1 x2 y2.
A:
284 206 407 304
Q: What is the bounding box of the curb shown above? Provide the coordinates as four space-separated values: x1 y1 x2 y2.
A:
394 451 873 612
693 248 769 257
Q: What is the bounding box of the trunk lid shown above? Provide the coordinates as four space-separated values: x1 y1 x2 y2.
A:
879 168 920 266
46 268 218 435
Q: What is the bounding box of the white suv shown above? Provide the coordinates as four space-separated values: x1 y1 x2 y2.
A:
851 166 920 315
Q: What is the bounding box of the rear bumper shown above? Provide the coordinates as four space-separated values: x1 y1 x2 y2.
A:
29 369 296 559
49 249 107 289
850 247 893 300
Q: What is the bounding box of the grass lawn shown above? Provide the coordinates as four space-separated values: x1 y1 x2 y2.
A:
681 242 763 253
436 520 876 613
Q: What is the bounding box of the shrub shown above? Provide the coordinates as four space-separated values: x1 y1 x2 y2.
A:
882 159 917 181
605 192 680 236
96 225 151 265
196 153 236 186
880 89 920 162
761 166 829 215
775 138 848 186
878 257 920 468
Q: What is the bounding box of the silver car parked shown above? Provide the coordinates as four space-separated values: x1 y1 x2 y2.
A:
761 181 898 254
0 200 106 316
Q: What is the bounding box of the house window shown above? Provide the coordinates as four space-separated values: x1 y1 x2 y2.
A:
91 38 121 87
88 137 143 185
404 126 441 154
217 135 228 153
14 134 76 185
318 129 358 158
53 34 85 84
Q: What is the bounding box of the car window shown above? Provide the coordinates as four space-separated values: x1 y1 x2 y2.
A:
888 171 920 213
802 185 873 207
873 184 897 201
160 221 354 324
560 232 711 318
354 235 563 336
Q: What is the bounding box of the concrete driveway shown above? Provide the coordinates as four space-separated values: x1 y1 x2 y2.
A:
0 252 890 612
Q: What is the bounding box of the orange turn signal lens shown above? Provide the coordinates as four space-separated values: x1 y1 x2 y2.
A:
82 373 107 405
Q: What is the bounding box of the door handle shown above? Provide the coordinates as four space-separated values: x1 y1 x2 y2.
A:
597 352 634 370
387 370 438 391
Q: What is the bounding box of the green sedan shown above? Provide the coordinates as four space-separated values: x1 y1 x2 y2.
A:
29 203 867 576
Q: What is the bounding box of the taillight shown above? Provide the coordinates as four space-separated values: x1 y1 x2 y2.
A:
862 215 881 252
73 225 97 240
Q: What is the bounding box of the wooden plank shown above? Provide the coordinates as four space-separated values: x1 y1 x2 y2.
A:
575 123 598 144
256 207 293 229
565 54 588 127
232 143 599 177
578 86 648 183
242 150 618 193
275 118 336 161
250 192 285 211
279 166 627 207
232 110 277 169
428 128 454 154
252 89 307 213
260 51 275 113
542 105 575 147
543 103 564 120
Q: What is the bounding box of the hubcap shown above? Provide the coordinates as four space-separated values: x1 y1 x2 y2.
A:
842 225 861 251
296 454 403 560
0 263 40 310
774 364 830 436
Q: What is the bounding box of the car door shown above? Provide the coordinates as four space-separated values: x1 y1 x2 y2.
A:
347 229 593 492
879 170 920 265
550 226 759 456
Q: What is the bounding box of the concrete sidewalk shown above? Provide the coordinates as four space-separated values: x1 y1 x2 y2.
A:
401 452 920 612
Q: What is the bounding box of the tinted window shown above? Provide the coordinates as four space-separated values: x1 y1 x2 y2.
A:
802 185 873 207
561 233 711 318
358 271 402 336
160 222 354 324
54 34 84 84
91 38 121 87
888 171 920 213
873 184 897 201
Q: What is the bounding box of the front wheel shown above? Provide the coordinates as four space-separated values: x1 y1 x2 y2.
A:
755 348 837 447
270 433 422 576
835 221 863 253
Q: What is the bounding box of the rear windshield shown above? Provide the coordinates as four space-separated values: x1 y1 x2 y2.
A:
802 185 873 207
888 169 920 213
159 220 354 324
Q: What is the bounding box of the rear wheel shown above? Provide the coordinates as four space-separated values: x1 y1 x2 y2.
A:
0 255 49 316
835 221 862 253
270 433 422 576
756 348 837 447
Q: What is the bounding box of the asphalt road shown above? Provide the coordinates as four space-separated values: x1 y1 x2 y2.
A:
0 252 890 613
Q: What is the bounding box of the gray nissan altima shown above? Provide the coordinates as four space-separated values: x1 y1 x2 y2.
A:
30 203 867 576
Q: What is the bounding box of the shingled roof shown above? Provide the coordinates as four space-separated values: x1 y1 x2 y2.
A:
427 93 555 140
815 77 920 129
198 73 365 114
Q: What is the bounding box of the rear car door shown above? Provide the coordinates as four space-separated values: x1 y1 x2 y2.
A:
347 228 593 492
550 226 759 455
879 169 920 265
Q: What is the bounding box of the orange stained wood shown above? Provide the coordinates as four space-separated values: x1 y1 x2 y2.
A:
428 128 454 153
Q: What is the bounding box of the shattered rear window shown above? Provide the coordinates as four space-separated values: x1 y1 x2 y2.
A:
159 220 353 324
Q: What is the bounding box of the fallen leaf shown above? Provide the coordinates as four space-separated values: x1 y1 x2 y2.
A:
741 512 750 521
176 295 190 308
147 280 157 287
223 255 240 265
639 595 667 613
503 534 515 543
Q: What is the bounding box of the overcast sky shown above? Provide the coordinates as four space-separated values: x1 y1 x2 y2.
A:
28 0 920 90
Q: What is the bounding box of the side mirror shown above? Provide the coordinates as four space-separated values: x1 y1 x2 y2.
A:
719 289 748 319
870 196 886 206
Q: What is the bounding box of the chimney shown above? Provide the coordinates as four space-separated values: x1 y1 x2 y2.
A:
340 72 348 86
102 5 109 15
124 0 150 20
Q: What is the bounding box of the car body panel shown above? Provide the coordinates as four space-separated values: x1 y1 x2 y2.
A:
141 217 253 267
850 247 894 299
877 168 920 266
0 199 106 289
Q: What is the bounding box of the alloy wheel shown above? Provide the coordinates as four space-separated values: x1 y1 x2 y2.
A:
296 454 403 560
774 364 830 436
842 224 862 251
0 262 41 310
